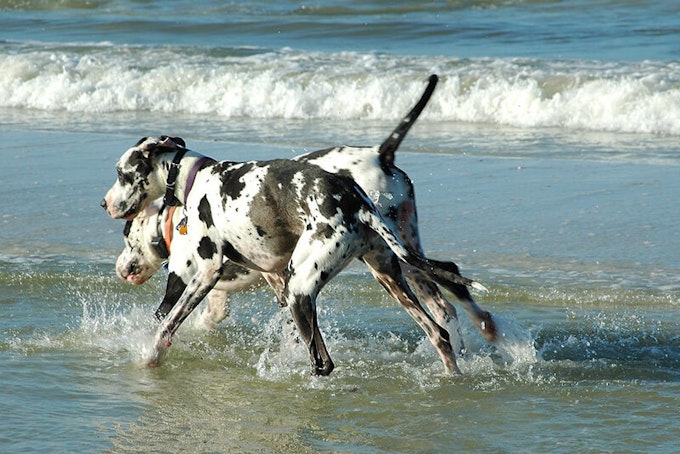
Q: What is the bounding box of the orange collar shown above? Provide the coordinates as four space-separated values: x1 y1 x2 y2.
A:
163 205 178 256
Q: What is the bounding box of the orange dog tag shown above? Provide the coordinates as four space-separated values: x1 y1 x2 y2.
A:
177 217 188 235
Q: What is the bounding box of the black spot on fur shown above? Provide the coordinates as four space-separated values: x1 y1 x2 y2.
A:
198 195 214 228
314 175 366 226
198 236 217 259
312 222 335 240
214 161 254 201
128 150 153 178
222 241 245 264
154 271 187 320
334 168 353 179
317 193 339 220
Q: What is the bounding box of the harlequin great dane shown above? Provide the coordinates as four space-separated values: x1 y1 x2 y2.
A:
103 76 492 375
116 78 496 343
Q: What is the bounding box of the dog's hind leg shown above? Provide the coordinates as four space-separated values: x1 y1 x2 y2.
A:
282 263 340 375
424 259 497 343
362 249 462 375
358 206 498 343
262 273 287 307
383 197 466 352
404 269 466 355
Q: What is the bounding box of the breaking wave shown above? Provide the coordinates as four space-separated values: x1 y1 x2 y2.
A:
2 42 679 135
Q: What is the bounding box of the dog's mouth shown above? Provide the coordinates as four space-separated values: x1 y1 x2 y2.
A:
116 261 150 285
126 273 149 285
119 270 149 285
102 198 141 221
105 206 139 221
117 204 142 221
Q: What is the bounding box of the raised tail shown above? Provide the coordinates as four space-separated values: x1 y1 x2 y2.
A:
378 74 439 167
357 205 483 300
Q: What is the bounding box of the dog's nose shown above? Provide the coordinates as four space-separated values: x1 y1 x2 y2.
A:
100 199 107 209
127 261 139 277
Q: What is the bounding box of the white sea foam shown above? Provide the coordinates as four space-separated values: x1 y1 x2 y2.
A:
1 44 679 135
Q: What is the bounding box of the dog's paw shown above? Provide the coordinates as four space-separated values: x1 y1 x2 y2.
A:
143 333 172 367
145 347 164 367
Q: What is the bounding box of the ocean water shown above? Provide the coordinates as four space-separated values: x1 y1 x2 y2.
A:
1 1 679 453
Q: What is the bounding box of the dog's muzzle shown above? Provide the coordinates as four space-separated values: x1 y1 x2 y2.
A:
101 198 139 220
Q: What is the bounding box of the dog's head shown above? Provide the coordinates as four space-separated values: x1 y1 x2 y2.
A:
116 201 166 285
101 136 185 220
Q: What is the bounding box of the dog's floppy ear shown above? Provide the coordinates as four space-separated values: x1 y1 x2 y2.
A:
134 136 185 158
131 136 162 159
158 135 186 149
170 137 186 148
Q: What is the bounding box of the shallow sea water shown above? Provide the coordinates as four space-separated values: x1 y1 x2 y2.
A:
2 127 679 452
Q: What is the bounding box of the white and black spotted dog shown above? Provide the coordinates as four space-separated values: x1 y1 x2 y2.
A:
103 75 492 375
116 78 496 342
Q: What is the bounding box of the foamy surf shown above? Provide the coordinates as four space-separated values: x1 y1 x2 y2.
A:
1 43 678 135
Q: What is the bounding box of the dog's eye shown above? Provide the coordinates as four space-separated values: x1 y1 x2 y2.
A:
117 168 133 185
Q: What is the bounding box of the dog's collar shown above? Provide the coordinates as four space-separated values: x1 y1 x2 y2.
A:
153 150 211 259
183 157 211 204
150 205 177 260
163 150 212 207
163 148 188 207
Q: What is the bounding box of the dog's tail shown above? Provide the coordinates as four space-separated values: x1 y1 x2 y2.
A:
378 74 438 167
357 205 487 303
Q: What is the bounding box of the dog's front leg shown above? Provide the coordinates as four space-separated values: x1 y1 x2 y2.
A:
287 293 334 376
282 261 335 375
197 288 229 330
147 265 222 367
154 271 188 320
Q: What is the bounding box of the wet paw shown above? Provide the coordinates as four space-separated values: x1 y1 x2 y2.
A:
313 360 335 376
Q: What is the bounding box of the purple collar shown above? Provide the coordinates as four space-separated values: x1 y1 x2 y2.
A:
183 157 212 204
